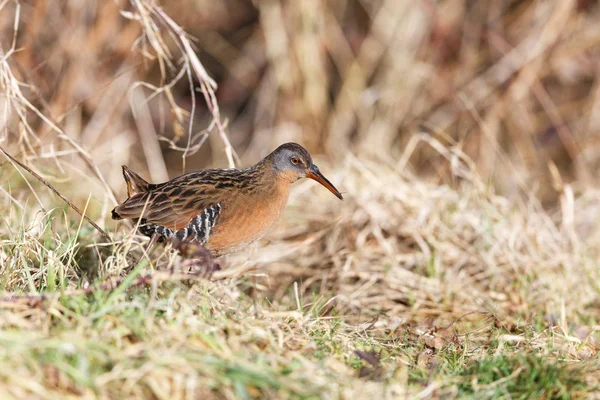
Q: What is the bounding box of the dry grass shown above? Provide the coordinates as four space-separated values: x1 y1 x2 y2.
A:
2 137 600 398
1 0 600 398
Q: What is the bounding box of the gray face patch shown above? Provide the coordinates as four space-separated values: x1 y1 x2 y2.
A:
270 143 313 174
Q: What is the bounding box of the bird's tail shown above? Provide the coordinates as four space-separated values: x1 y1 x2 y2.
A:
121 165 150 197
111 166 151 220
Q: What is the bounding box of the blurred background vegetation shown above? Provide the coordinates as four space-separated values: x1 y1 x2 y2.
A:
2 2 600 397
2 0 599 206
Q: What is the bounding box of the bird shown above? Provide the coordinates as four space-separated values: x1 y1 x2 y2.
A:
111 142 343 259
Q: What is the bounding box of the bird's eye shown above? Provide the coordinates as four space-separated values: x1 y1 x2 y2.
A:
291 157 300 165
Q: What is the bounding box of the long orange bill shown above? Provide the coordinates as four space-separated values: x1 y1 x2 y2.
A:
306 165 343 200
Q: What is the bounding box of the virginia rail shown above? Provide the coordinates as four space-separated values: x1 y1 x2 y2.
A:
112 143 343 258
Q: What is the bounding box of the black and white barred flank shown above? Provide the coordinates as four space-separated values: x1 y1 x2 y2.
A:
139 203 221 244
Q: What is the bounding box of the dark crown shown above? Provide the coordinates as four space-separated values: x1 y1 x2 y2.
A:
272 142 312 163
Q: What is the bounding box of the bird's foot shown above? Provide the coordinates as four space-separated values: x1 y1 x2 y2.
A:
181 253 220 278
172 240 219 278
183 259 221 278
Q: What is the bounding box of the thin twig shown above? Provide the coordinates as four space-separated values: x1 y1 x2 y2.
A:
0 145 112 242
148 1 240 168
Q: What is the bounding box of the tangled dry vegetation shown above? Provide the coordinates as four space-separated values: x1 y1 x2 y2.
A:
1 0 600 398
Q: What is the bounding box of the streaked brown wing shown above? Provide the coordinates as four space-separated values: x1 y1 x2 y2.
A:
113 183 218 231
113 166 259 231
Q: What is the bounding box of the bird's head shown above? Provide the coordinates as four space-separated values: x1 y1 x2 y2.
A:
269 142 343 200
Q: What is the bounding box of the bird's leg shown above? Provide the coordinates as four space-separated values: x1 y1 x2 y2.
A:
180 245 221 278
140 232 160 265
128 232 160 270
170 238 220 278
145 232 160 258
